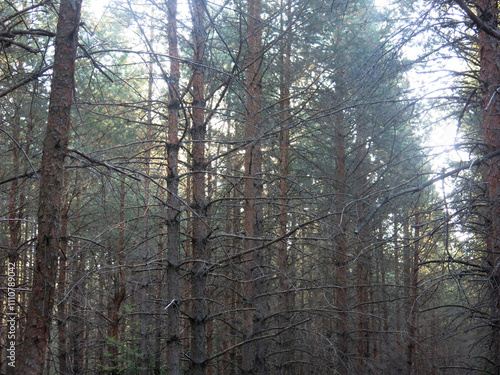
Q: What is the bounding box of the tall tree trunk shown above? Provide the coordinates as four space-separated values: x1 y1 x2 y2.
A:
139 39 155 375
69 241 84 375
242 0 265 372
334 110 349 375
403 215 419 375
107 178 127 374
184 175 193 375
57 197 70 375
8 85 24 266
5 76 25 375
18 0 82 372
406 214 419 375
166 0 181 372
277 1 293 371
355 252 370 374
477 0 500 368
189 0 208 373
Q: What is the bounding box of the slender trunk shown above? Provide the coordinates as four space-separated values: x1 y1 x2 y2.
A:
477 0 500 368
5 75 24 375
242 0 265 372
184 175 193 375
394 216 401 338
277 2 293 371
189 0 208 373
230 172 240 374
107 179 127 374
139 39 155 375
166 0 181 372
403 216 419 375
18 0 82 372
355 252 370 374
57 199 70 375
406 214 419 375
334 110 349 375
69 242 84 375
8 88 23 266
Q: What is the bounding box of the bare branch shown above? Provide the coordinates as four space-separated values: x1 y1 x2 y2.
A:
355 148 500 234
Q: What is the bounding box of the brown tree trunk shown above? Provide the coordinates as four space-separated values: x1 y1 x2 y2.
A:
57 198 70 375
18 0 82 372
409 215 419 375
355 253 370 374
5 78 25 375
403 216 419 375
394 216 401 336
139 40 155 375
69 242 84 375
166 0 181 372
8 90 24 266
242 0 265 372
107 178 127 374
189 0 208 373
334 110 349 375
277 1 293 371
184 175 193 375
477 0 500 368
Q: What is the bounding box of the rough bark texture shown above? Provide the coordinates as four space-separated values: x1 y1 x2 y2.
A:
166 0 181 372
477 0 500 368
242 0 265 372
18 0 82 372
189 0 208 373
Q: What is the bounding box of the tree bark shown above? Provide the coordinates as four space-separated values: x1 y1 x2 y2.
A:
57 198 69 375
69 242 84 375
477 0 500 368
18 0 82 372
5 77 25 375
166 0 181 372
242 0 265 372
189 0 208 373
403 215 419 375
107 178 127 374
139 37 154 375
333 108 349 375
277 1 293 371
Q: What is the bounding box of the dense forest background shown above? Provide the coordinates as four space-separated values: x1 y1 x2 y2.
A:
2 0 500 373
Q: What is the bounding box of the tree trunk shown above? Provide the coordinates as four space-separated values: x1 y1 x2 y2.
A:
242 0 265 372
8 85 24 266
334 109 349 375
5 76 25 375
355 252 370 374
18 0 82 372
166 0 181 372
477 0 500 368
404 215 419 375
139 39 155 375
57 198 69 375
107 178 127 374
277 1 293 371
69 242 85 375
189 0 208 373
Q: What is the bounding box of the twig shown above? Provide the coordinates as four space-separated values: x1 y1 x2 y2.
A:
354 148 500 234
